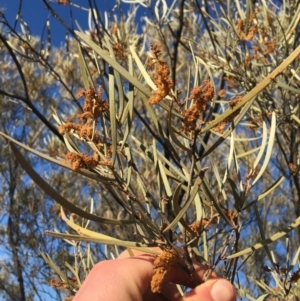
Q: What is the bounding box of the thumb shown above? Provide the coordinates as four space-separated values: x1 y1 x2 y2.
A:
181 279 236 301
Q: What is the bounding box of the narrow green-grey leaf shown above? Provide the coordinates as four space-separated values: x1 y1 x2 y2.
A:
198 136 226 199
45 231 158 251
108 66 117 165
275 80 300 94
201 43 300 133
104 35 124 118
64 261 81 286
10 143 133 225
255 294 269 301
291 114 300 124
156 149 188 181
236 147 261 159
76 31 152 98
77 31 181 118
252 112 276 185
158 160 173 198
194 193 204 221
227 213 300 259
242 176 285 210
200 98 255 158
78 44 94 89
168 104 192 154
40 252 79 288
131 135 186 182
291 246 300 267
253 121 267 171
167 184 195 235
129 45 156 90
232 144 243 193
227 178 241 210
202 178 232 226
138 91 161 131
249 277 273 294
152 139 162 203
63 133 80 154
119 54 134 149
254 204 275 270
135 94 183 172
163 183 199 233
226 133 235 179
0 131 114 183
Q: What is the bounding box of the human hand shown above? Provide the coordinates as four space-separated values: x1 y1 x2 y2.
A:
73 249 236 301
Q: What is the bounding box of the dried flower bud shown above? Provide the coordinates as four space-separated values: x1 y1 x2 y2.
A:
151 248 180 293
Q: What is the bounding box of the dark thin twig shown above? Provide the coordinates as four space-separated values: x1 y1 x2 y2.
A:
0 34 64 141
1 16 82 110
194 0 218 54
0 32 29 98
14 0 23 30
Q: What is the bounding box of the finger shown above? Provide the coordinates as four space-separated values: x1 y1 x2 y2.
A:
73 253 158 301
159 262 221 301
72 251 191 301
118 249 183 301
117 250 227 301
179 279 236 301
144 261 235 301
117 249 223 298
73 250 235 301
117 247 161 259
118 249 219 287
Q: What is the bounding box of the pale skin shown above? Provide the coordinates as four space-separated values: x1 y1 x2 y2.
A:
73 249 236 301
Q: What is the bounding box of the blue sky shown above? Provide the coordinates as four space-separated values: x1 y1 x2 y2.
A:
1 1 294 300
0 1 118 300
1 0 115 46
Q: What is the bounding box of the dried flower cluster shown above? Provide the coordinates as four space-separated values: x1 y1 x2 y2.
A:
213 96 243 134
188 216 219 236
218 89 226 98
48 277 77 289
110 23 128 63
237 9 277 69
289 163 297 176
236 12 258 41
77 86 109 120
151 248 180 293
225 209 238 222
59 86 109 140
256 13 276 55
183 80 214 132
290 269 300 283
112 42 127 62
66 152 100 171
225 76 236 90
59 120 105 146
148 44 173 105
57 0 70 4
59 86 112 170
187 220 205 238
244 41 275 66
263 262 300 299
189 220 202 234
244 53 270 67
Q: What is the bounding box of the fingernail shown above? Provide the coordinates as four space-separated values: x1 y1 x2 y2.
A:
211 279 235 301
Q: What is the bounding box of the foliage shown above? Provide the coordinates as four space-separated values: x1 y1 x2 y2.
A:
0 0 300 300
